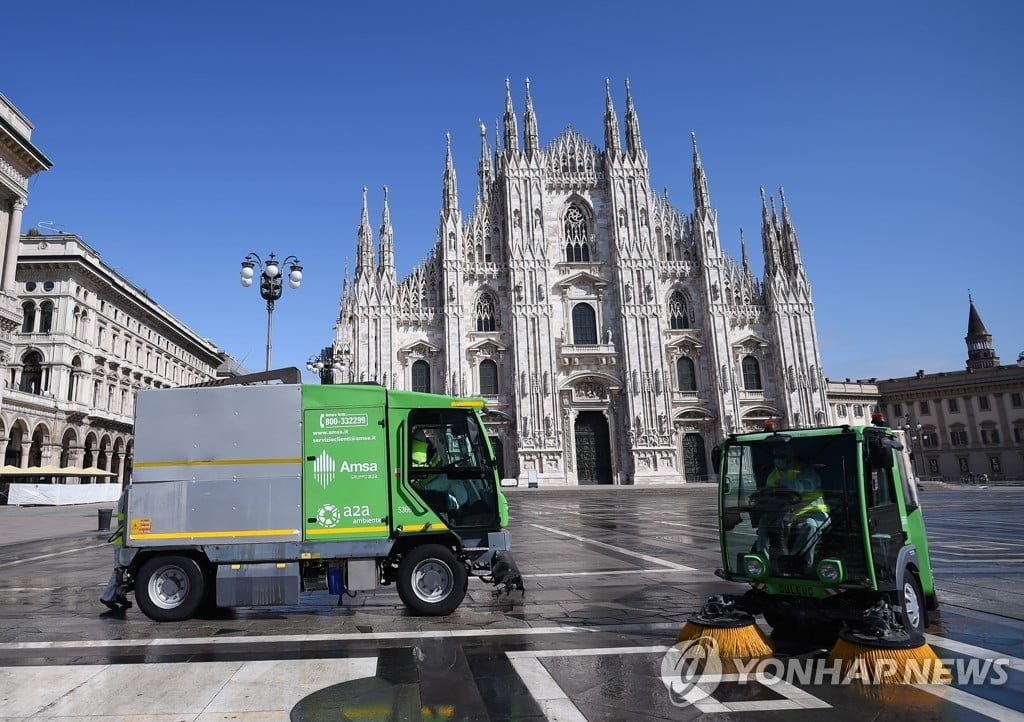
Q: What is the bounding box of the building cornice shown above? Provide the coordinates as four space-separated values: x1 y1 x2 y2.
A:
0 113 52 173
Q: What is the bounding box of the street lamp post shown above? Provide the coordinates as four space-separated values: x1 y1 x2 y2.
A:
306 346 346 385
240 251 302 372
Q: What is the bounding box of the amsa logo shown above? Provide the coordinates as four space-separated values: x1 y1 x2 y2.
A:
339 460 379 473
319 412 368 429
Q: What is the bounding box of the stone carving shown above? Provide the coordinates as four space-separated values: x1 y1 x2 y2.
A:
576 382 605 399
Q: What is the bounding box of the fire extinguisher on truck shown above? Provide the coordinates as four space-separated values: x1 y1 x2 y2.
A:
114 368 523 621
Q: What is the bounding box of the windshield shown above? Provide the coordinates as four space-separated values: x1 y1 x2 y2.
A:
408 409 499 530
720 432 867 582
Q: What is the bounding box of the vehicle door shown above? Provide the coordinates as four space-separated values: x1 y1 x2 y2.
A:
863 434 906 590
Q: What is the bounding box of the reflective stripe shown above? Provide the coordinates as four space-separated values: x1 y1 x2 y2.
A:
767 464 828 518
131 529 300 540
306 526 390 536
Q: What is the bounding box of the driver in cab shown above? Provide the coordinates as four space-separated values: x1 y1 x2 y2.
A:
411 429 441 468
754 444 829 566
410 429 467 510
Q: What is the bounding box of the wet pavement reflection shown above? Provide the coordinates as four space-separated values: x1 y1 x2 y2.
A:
1 486 1023 719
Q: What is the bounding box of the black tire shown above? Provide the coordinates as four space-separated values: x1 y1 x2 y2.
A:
898 572 926 634
134 555 206 622
396 544 468 616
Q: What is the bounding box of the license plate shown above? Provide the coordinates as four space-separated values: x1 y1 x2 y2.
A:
772 582 818 597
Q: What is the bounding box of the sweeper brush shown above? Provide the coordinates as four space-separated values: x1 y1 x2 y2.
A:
826 601 947 685
677 595 773 659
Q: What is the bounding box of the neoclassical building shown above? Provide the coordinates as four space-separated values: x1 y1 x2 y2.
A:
824 298 1024 482
3 232 224 487
0 93 52 409
874 299 1024 481
336 80 830 485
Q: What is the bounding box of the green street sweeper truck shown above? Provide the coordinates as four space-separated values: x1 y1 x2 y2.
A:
114 369 522 621
711 416 938 638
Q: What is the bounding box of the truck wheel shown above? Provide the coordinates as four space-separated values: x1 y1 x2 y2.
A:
396 544 467 616
899 573 926 634
134 555 206 622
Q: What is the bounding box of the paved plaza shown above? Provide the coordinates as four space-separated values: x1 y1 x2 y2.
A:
0 486 1022 720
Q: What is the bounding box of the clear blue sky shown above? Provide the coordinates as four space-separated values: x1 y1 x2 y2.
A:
4 1 1021 383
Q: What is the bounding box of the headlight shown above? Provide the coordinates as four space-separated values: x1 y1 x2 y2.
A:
816 558 846 584
742 553 768 579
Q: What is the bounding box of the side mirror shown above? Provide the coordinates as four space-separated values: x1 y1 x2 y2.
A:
868 436 894 469
711 446 722 472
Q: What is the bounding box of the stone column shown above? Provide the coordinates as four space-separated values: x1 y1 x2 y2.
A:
1 199 25 291
43 442 61 466
0 201 11 259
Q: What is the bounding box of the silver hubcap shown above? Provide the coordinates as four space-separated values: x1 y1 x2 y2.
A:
149 565 190 609
903 581 922 630
411 559 454 603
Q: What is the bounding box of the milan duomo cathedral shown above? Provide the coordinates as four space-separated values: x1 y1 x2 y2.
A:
336 80 829 485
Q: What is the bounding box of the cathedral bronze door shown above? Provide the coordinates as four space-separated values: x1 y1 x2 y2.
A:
575 411 612 485
682 433 709 482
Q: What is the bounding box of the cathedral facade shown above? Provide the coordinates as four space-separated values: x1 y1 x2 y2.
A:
336 80 829 485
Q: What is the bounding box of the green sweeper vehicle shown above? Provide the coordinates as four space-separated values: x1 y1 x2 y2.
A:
114 369 522 621
709 416 938 639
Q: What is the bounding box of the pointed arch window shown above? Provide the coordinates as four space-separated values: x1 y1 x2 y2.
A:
676 357 697 391
564 204 591 262
19 351 43 394
479 359 498 396
742 356 763 391
668 291 690 329
412 360 431 393
475 292 497 332
21 301 36 333
571 303 598 345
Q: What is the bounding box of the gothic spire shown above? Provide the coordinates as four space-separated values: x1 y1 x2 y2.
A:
692 132 711 211
442 132 459 214
966 293 1000 370
355 186 374 281
624 78 643 156
493 119 500 166
740 228 751 274
476 121 492 209
503 78 519 153
378 185 395 279
778 186 807 284
760 186 781 278
603 78 621 155
523 78 539 156
478 121 492 180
